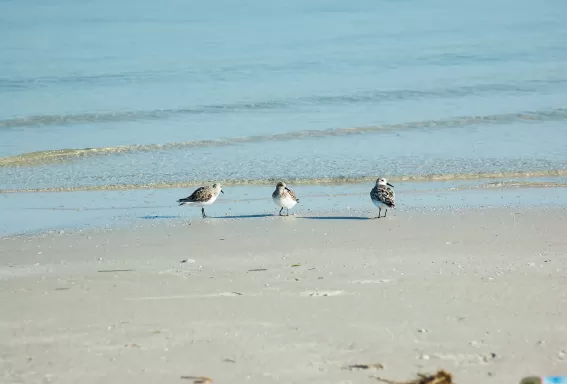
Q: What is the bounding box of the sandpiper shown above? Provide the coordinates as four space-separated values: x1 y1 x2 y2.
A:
370 178 395 218
177 183 224 218
272 181 299 216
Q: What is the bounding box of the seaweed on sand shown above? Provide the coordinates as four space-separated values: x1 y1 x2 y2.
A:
376 370 454 384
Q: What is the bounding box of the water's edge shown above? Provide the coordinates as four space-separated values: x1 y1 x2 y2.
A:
2 178 566 238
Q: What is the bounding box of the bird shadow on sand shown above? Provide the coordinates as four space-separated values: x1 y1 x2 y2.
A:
139 215 181 220
300 216 370 221
216 214 274 219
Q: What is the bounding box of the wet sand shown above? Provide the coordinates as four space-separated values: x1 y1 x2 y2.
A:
1 207 567 383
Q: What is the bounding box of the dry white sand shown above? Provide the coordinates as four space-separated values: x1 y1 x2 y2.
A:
1 208 567 383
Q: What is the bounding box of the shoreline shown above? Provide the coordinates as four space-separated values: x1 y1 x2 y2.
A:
1 178 567 238
1 207 566 383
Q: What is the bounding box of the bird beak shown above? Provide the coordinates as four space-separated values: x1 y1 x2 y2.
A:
221 189 224 194
387 183 394 188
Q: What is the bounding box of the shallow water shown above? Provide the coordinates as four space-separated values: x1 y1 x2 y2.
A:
1 179 567 237
1 0 567 232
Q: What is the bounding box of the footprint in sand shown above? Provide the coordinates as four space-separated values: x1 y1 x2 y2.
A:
419 352 497 366
216 292 244 297
300 290 344 297
350 279 392 284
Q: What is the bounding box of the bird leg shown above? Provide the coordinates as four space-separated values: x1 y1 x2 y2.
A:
384 209 388 217
201 207 207 218
377 207 382 219
279 207 284 216
286 208 290 216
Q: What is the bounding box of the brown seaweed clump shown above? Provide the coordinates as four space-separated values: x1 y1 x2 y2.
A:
376 370 454 384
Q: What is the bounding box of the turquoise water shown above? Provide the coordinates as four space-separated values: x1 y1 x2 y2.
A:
2 181 567 236
1 0 567 233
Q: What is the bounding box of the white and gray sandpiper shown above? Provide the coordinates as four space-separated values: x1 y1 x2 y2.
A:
272 181 300 216
177 183 224 218
370 177 396 218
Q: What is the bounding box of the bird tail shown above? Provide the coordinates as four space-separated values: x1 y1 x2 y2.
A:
177 198 190 206
296 198 300 203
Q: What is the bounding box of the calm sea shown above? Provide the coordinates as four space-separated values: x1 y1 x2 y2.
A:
1 0 567 193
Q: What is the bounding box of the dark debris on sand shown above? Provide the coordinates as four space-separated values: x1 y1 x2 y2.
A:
376 370 454 384
343 363 384 371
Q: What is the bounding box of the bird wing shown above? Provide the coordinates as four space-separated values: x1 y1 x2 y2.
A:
377 186 395 207
285 187 299 202
370 186 379 201
189 186 213 202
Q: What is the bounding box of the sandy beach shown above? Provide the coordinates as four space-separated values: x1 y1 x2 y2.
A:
1 206 566 384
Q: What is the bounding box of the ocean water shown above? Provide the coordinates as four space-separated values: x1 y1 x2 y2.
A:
1 0 567 235
1 0 567 194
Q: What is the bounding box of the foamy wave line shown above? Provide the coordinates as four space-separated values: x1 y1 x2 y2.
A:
1 170 566 194
2 108 567 167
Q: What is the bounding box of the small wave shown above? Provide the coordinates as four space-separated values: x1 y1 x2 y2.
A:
1 79 565 128
1 170 566 194
1 108 567 167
